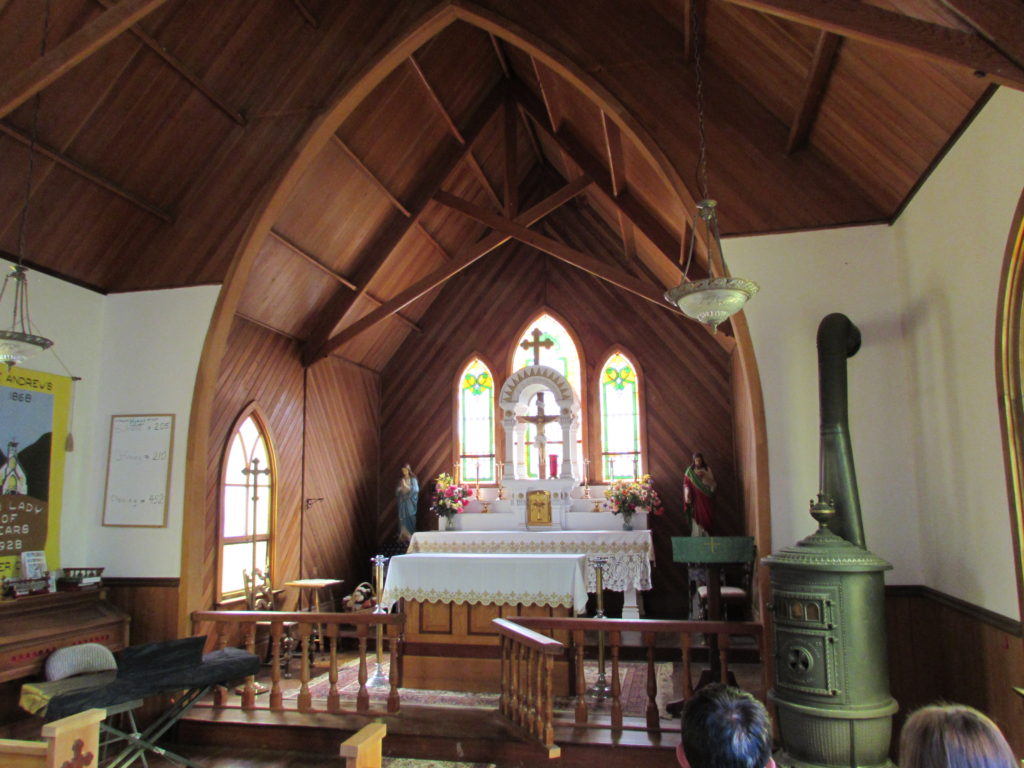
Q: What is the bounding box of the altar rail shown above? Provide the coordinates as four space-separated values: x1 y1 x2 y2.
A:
493 616 766 754
191 610 405 714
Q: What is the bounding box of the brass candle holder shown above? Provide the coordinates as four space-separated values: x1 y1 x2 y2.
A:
368 554 389 688
586 556 612 699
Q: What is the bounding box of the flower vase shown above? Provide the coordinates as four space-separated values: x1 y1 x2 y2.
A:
622 514 634 531
439 516 447 531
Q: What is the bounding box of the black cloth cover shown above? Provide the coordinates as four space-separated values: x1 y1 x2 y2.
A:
44 636 259 721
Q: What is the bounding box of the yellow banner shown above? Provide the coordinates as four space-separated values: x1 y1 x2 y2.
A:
0 367 70 579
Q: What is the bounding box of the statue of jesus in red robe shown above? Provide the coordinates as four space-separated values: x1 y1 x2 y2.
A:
683 452 716 535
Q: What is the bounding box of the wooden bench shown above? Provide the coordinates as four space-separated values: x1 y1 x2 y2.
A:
0 708 105 768
339 722 387 768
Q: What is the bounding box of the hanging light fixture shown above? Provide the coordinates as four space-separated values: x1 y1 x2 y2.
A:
1 1 54 370
665 3 758 333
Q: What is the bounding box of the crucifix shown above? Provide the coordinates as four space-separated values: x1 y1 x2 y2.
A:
518 328 559 478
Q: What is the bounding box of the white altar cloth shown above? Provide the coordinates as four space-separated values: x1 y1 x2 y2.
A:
407 530 654 593
382 553 588 613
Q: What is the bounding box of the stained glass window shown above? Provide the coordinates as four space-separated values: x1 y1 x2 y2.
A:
458 359 495 483
600 352 642 480
513 315 583 479
220 411 274 600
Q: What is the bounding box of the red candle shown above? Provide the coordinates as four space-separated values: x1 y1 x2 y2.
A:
549 454 558 477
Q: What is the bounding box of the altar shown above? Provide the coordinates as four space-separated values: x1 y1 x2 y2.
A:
382 553 586 693
407 529 654 619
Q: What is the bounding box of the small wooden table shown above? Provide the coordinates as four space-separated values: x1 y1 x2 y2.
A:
285 578 343 648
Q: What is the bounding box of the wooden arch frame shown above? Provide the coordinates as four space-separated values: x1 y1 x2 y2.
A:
995 186 1024 622
592 344 648 485
451 352 500 485
216 401 279 604
179 1 771 630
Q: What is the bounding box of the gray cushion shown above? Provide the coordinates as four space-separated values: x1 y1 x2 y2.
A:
45 643 117 681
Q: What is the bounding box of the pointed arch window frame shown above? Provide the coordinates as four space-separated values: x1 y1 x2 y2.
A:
454 355 498 485
596 347 647 482
995 187 1024 621
508 310 587 480
217 403 278 603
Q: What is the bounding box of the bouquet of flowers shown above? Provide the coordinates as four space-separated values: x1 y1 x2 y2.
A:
604 474 665 520
430 472 474 521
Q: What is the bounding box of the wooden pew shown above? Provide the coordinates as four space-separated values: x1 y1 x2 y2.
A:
339 722 387 768
0 708 105 768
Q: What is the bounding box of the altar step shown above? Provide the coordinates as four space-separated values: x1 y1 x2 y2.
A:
171 704 682 768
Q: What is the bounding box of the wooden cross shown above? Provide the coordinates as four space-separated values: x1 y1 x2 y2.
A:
520 328 553 366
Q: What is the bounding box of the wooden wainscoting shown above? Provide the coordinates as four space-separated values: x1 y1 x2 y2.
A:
886 585 1024 757
104 577 181 647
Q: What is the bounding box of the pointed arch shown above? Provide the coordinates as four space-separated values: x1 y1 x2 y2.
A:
454 354 497 484
597 347 645 482
508 310 586 479
996 186 1024 620
218 402 278 602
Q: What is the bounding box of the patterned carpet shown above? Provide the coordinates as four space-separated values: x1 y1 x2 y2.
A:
383 761 494 768
286 658 675 718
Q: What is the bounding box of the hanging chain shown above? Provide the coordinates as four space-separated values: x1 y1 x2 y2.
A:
16 0 50 265
692 0 710 202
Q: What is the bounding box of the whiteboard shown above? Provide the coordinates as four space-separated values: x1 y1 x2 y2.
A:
102 414 175 528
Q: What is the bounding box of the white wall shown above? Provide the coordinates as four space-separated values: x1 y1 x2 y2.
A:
727 226 924 586
729 88 1024 619
0 259 218 579
892 88 1024 618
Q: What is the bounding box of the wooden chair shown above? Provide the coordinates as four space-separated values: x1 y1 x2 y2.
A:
0 708 105 768
243 568 297 677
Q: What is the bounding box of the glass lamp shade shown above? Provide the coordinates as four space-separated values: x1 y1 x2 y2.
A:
665 277 759 333
0 266 53 368
0 330 52 368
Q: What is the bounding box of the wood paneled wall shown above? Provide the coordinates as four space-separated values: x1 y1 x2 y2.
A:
886 586 1024 757
379 200 738 616
202 317 381 613
303 358 381 598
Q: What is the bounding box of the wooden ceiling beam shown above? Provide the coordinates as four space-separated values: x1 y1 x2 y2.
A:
462 153 503 211
434 190 684 316
312 175 592 362
408 55 464 143
414 221 452 262
600 111 639 264
332 135 411 217
513 81 704 282
488 35 543 164
302 84 507 365
0 0 170 119
0 121 172 221
288 0 319 28
92 0 245 125
786 31 842 153
940 0 1024 72
720 0 1024 90
269 229 421 332
408 53 505 211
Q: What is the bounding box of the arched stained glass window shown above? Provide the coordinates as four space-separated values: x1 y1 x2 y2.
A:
513 314 581 393
458 359 495 483
600 352 642 480
219 411 275 600
513 315 583 479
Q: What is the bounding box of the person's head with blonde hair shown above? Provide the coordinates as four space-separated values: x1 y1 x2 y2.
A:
899 704 1015 768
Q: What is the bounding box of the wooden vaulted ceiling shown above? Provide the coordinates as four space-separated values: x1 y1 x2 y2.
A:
1 0 1019 373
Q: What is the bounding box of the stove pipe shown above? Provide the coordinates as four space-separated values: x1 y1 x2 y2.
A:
817 312 864 547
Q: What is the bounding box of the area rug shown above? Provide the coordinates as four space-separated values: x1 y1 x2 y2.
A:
286 658 673 718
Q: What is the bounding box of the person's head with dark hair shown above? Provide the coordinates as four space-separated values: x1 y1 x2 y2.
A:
677 684 774 768
899 704 1015 768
